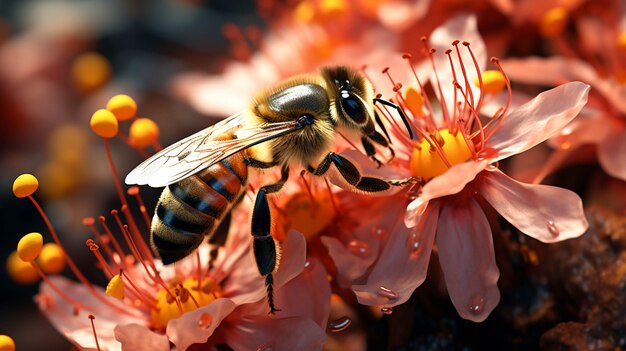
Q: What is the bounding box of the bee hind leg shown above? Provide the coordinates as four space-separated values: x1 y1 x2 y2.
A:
308 152 393 192
251 166 289 314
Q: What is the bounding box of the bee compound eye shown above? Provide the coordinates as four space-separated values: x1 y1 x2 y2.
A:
340 94 367 124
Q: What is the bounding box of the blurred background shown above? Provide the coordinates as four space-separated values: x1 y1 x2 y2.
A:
2 0 626 350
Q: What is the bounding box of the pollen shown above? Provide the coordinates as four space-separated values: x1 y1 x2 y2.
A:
404 86 424 117
410 129 473 180
71 52 112 92
539 7 569 38
0 335 15 351
129 118 160 148
6 251 39 284
90 109 119 138
151 277 222 329
39 243 66 275
17 232 44 262
277 191 336 241
12 174 39 198
106 94 138 121
106 274 125 300
476 70 506 95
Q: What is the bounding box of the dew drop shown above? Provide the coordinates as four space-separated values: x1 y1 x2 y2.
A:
407 183 421 200
304 259 314 272
547 220 559 237
405 232 423 258
485 161 499 171
475 147 499 161
327 316 351 332
468 294 485 315
198 313 213 329
378 286 398 299
405 197 427 227
256 341 275 351
371 226 388 240
381 307 393 315
348 240 370 257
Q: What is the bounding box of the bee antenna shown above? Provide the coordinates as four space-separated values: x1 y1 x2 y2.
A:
373 98 414 140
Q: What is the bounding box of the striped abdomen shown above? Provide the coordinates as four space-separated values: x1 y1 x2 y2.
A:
151 153 248 265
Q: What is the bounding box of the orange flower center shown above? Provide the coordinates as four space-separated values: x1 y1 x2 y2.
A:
275 191 336 242
409 129 473 180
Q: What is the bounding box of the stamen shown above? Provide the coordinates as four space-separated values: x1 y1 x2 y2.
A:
299 170 318 215
453 41 475 110
483 57 513 142
422 37 452 123
83 219 117 267
120 270 157 308
127 186 152 231
30 261 88 313
402 54 437 128
98 216 127 267
195 251 202 292
86 239 114 279
453 81 483 153
444 49 460 128
121 204 154 261
88 315 102 351
464 42 488 111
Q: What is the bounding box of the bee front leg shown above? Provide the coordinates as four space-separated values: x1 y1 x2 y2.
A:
308 152 395 192
250 166 289 314
361 131 395 167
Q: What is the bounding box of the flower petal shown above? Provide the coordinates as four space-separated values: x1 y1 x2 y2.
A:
487 82 590 160
114 324 169 351
597 128 626 181
429 14 487 118
419 159 490 202
480 169 588 242
223 316 326 351
353 201 440 307
166 298 237 351
436 198 500 322
272 230 307 290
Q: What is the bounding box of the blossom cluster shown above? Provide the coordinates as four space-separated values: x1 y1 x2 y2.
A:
5 0 625 350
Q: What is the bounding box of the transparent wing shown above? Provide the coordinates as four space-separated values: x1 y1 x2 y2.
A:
125 112 302 188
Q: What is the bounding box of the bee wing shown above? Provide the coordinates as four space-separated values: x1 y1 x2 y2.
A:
125 112 302 188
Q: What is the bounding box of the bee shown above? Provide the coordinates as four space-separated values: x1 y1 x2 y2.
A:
125 66 413 313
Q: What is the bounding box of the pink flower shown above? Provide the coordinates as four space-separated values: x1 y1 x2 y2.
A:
343 14 590 322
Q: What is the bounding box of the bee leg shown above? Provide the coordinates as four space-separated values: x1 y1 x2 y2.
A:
308 152 393 192
374 110 392 145
251 166 290 314
363 131 395 165
373 97 414 140
361 136 383 168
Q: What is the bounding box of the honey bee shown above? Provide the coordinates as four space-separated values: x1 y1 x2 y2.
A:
125 66 413 313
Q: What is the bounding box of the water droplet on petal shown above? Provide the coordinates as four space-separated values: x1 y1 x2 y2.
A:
304 259 314 272
371 226 388 240
327 316 351 332
381 307 393 314
547 220 559 237
348 240 370 257
468 294 485 315
475 147 499 161
405 232 423 258
485 161 499 171
378 286 398 299
257 342 275 351
198 313 213 329
407 183 421 200
405 197 427 227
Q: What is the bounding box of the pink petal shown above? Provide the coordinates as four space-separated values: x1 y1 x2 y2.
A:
436 198 500 322
223 316 326 351
487 82 590 160
273 230 307 290
114 324 169 351
419 159 490 202
429 14 487 117
166 298 237 351
353 201 440 307
271 258 331 328
65 327 118 351
378 0 431 32
480 169 588 242
598 128 626 181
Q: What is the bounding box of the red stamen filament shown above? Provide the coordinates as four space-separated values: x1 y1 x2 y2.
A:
120 270 157 309
128 187 152 231
84 224 118 270
453 82 483 154
403 54 437 126
324 178 338 213
452 41 475 110
98 216 127 267
464 42 486 112
483 58 513 141
299 170 318 216
88 315 102 351
87 240 115 279
116 131 151 159
422 37 452 124
196 251 203 292
103 139 128 207
121 204 154 262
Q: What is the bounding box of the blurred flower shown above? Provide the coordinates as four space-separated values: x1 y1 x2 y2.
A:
342 14 590 322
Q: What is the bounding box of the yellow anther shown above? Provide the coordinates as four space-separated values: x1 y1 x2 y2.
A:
17 232 44 262
38 243 66 274
476 70 506 94
71 52 112 92
106 274 125 300
294 1 315 23
129 118 160 148
404 86 424 117
12 174 39 198
151 277 222 329
410 129 473 180
6 251 39 284
90 109 119 138
107 94 138 121
319 0 348 17
540 7 569 38
0 335 15 351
